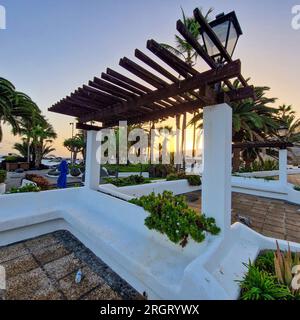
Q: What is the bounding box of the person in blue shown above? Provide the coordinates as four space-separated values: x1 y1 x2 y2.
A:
57 159 68 189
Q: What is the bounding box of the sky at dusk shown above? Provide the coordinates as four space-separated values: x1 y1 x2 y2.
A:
0 0 300 157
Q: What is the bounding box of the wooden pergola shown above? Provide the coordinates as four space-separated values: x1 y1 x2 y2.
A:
49 9 254 129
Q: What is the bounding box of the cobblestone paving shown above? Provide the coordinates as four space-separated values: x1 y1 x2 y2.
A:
0 231 143 300
187 192 300 243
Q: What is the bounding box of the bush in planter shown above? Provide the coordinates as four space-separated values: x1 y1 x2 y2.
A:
0 170 7 183
105 175 151 187
166 172 186 181
238 262 292 300
9 184 41 194
25 174 50 190
294 185 300 192
166 173 202 186
129 191 220 247
238 244 300 300
187 175 201 186
70 167 81 177
148 164 176 178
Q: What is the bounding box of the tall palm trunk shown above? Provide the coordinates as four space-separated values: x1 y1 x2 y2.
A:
181 112 187 172
176 114 181 172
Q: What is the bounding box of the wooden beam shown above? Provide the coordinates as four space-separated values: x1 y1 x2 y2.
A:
147 39 198 78
106 68 152 93
135 49 200 101
224 86 255 102
233 141 294 149
76 123 103 131
78 60 241 123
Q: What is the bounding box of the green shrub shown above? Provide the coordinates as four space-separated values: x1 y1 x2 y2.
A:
105 175 151 187
148 164 176 178
0 170 7 183
70 167 81 177
255 251 275 274
239 160 279 173
239 262 293 300
294 185 300 192
166 173 201 186
166 172 186 181
129 191 220 247
9 184 41 194
187 175 201 186
4 156 19 163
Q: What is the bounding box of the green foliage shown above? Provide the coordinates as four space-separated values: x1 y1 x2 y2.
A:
255 251 275 274
166 173 201 186
0 170 7 183
105 175 151 187
187 175 201 186
239 262 293 300
294 185 300 192
148 164 176 178
239 247 300 300
239 159 279 173
4 156 19 163
104 164 150 174
129 191 220 247
9 184 41 194
166 172 186 181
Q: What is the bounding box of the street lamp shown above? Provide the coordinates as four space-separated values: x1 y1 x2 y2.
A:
200 11 243 63
277 125 289 138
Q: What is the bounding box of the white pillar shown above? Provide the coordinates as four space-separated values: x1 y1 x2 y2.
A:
202 103 232 236
85 130 101 190
279 149 288 186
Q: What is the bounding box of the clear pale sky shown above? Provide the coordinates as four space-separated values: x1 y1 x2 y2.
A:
0 0 299 157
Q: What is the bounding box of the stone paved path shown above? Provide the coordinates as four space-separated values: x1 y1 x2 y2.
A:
187 192 300 243
0 231 143 300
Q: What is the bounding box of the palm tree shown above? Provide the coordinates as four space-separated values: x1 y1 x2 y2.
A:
63 133 85 164
14 139 55 161
161 7 213 171
0 78 19 141
189 83 279 171
277 104 300 164
31 121 57 168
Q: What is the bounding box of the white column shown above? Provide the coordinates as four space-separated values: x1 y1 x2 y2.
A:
85 130 101 190
279 149 288 186
202 103 232 236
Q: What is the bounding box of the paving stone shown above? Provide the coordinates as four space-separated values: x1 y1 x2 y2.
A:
24 234 60 251
43 253 83 281
0 243 30 264
31 243 70 265
5 267 63 300
2 254 39 279
58 266 105 300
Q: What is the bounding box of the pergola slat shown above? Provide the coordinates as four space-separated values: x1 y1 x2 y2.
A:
176 19 235 91
78 60 241 123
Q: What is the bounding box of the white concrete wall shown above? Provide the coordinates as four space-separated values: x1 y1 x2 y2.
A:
202 104 232 236
99 179 200 200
